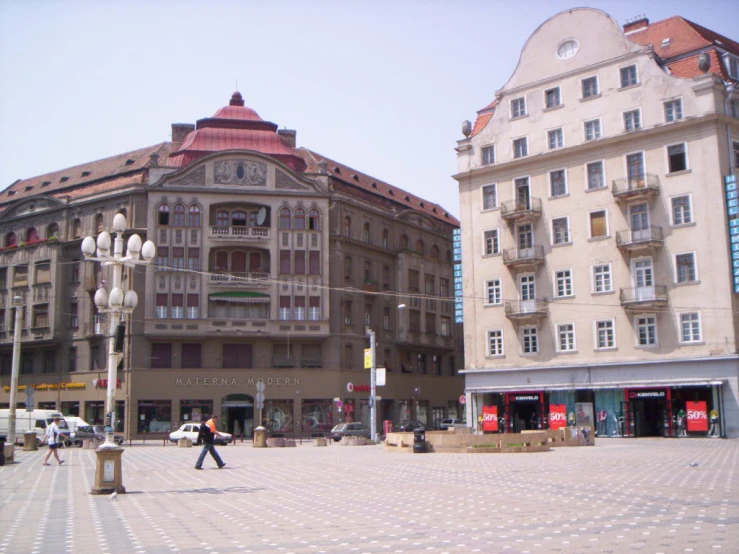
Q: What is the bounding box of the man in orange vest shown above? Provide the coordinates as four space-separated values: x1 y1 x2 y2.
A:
195 415 226 470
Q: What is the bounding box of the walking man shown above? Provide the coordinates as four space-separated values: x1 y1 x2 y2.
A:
194 415 226 470
42 417 67 466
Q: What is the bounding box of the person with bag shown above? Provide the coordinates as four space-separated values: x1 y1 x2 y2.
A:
42 417 67 466
194 415 226 470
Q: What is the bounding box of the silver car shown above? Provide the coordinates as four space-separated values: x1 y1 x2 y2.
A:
330 422 370 442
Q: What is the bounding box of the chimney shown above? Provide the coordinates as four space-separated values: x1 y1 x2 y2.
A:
171 123 195 146
624 16 649 34
277 129 297 148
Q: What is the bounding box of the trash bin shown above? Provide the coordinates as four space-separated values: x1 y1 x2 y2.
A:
383 420 393 437
0 434 6 466
253 426 267 448
413 428 427 453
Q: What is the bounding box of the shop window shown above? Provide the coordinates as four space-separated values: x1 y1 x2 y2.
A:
301 399 333 433
264 400 294 433
137 400 172 433
180 399 212 423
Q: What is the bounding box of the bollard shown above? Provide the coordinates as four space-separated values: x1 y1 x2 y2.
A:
253 426 267 448
413 428 427 453
23 431 38 451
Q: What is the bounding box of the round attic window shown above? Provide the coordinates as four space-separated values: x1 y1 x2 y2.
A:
557 39 579 60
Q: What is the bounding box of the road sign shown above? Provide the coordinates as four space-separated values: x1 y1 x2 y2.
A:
459 394 467 405
336 400 343 410
256 381 266 393
25 386 35 410
376 368 386 387
364 348 372 369
346 382 354 393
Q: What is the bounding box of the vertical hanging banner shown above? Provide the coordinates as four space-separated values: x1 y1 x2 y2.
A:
549 404 567 430
725 175 739 292
686 401 708 432
482 405 498 432
453 228 463 323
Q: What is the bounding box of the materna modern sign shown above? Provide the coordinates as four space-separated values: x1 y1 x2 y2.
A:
725 175 739 293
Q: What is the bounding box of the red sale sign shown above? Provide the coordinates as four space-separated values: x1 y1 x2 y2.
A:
482 405 498 432
686 401 708 432
549 404 567 430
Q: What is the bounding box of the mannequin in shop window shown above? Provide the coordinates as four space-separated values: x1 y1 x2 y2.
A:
709 409 720 437
676 408 687 437
597 410 607 437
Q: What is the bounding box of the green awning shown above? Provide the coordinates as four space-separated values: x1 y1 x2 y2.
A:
209 292 270 304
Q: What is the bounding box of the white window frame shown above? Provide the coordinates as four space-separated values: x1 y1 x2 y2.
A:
678 312 702 344
481 183 498 211
666 142 689 174
635 314 658 347
585 160 606 190
481 144 495 166
619 63 639 88
511 96 527 119
549 168 568 197
556 322 576 352
487 329 504 356
588 208 609 239
551 215 571 245
623 108 642 132
544 86 562 109
554 268 574 298
591 263 613 293
670 194 693 226
547 127 564 150
724 53 739 80
594 319 616 350
482 228 500 256
513 136 529 159
674 251 699 284
664 98 683 122
581 75 599 99
624 149 647 183
520 326 539 355
584 118 602 141
484 278 502 306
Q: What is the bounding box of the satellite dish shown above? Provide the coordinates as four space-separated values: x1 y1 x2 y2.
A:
256 207 267 226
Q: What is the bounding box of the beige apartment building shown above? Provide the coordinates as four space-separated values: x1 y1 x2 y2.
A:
455 8 739 438
0 93 463 439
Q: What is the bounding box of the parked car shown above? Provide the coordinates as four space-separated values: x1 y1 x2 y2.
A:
330 422 371 442
393 420 426 432
91 425 126 446
168 423 232 445
439 418 466 430
68 425 105 446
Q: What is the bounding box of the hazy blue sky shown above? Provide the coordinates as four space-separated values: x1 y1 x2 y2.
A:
1 0 737 217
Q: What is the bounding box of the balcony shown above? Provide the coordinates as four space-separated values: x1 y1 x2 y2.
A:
612 173 660 202
503 245 545 270
620 285 668 311
500 198 542 222
209 271 270 286
504 299 548 321
616 226 664 252
209 225 270 241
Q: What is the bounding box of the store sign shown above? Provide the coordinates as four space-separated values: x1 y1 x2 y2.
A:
3 382 85 392
686 401 708 432
549 404 567 430
175 376 300 387
482 405 498 432
453 228 463 323
510 394 539 402
725 175 739 292
93 379 122 389
629 389 666 399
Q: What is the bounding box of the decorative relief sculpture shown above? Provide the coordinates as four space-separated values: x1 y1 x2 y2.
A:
170 166 205 187
214 160 267 186
275 170 309 190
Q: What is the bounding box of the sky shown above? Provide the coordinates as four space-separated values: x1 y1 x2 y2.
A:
1 0 738 218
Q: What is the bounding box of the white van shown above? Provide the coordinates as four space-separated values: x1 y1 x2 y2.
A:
0 408 69 446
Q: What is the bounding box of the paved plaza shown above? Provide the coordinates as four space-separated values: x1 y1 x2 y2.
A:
0 437 737 554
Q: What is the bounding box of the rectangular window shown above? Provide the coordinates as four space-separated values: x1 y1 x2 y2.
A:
676 253 697 283
552 217 570 245
440 278 449 298
557 323 575 352
513 137 528 158
279 250 291 274
187 248 200 271
586 161 605 190
151 343 172 369
68 347 77 372
156 293 168 319
294 296 306 321
549 169 567 196
545 87 561 108
724 55 739 80
671 196 692 225
511 97 526 118
620 65 638 87
584 119 601 141
624 109 641 131
664 99 683 122
425 312 436 335
582 76 599 98
593 264 612 293
181 343 202 369
555 269 573 297
734 141 739 169
71 261 80 283
223 344 252 368
294 251 306 274
482 184 497 210
156 247 169 270
636 315 657 346
487 330 503 356
441 316 451 337
680 312 702 343
408 269 419 292
589 210 607 238
343 300 353 325
308 296 321 321
485 279 501 305
171 294 184 319
668 143 687 172
548 128 564 149
279 296 291 321
409 309 421 332
35 262 51 283
309 251 320 275
596 320 615 349
187 294 199 319
172 247 185 271
70 302 79 328
383 306 390 330
481 145 495 165
521 327 538 354
483 229 499 255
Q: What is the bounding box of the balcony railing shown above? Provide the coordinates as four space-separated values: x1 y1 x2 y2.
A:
210 226 270 239
504 299 548 320
611 173 660 200
616 226 664 250
500 197 543 221
209 271 270 285
619 285 668 309
502 245 545 267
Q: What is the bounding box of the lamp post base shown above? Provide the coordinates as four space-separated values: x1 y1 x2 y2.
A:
90 446 126 495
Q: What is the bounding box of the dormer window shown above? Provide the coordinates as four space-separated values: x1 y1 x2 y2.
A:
724 54 739 80
41 181 51 187
60 176 69 182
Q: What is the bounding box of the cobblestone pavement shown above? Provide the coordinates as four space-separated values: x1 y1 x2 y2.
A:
0 438 737 554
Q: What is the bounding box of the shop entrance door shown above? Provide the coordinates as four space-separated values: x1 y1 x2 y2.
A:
221 394 254 439
631 398 665 437
620 401 634 437
511 401 540 431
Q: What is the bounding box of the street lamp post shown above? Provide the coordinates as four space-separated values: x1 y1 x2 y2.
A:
81 214 154 493
7 295 24 455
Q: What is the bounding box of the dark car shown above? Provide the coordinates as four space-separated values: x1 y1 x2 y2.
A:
330 422 371 442
393 420 426 432
92 425 125 446
67 425 105 447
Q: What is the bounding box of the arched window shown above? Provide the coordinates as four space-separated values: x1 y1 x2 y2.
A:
430 245 439 259
94 214 104 233
6 232 17 247
344 216 352 236
173 204 186 226
72 219 81 239
188 205 201 227
415 240 425 254
232 211 247 227
26 228 39 243
382 229 389 248
293 208 306 230
363 223 370 242
308 209 320 231
279 208 291 230
216 210 229 229
158 204 170 226
249 212 258 227
399 234 408 249
47 223 59 239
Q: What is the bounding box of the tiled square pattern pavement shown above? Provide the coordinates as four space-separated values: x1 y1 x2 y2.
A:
0 438 737 554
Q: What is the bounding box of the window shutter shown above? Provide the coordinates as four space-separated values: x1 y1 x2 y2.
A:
590 212 606 237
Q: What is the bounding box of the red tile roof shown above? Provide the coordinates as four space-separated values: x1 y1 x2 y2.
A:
470 100 497 138
298 148 459 227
